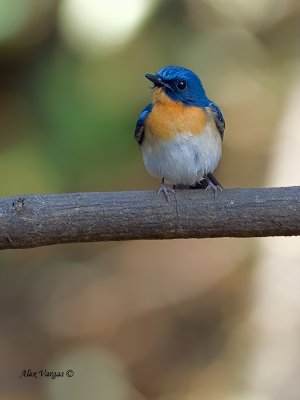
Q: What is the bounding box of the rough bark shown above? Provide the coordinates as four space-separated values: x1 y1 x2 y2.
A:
0 186 299 249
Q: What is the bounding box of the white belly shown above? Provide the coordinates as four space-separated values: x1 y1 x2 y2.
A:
141 125 222 185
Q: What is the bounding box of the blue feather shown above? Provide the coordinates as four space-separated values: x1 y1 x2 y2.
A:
135 103 153 145
207 100 225 139
155 66 209 107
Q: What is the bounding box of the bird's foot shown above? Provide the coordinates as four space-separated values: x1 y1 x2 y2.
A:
158 179 175 203
204 176 222 198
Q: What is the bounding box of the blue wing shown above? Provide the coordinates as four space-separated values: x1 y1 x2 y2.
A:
135 103 153 145
207 101 225 140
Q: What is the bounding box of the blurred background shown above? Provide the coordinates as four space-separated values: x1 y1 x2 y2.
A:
0 0 300 399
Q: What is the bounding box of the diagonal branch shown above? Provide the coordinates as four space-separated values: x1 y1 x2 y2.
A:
0 186 299 250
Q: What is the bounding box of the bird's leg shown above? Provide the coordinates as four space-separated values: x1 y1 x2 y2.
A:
204 174 222 197
158 177 175 203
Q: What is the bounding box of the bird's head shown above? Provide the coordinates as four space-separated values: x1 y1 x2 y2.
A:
145 66 208 107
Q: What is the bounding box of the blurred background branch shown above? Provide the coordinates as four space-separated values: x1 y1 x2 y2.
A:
1 186 299 250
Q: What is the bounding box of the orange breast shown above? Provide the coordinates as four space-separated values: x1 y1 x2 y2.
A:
146 88 207 140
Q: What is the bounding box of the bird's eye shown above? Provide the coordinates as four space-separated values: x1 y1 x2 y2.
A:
177 80 186 90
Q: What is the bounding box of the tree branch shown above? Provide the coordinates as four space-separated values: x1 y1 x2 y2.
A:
0 186 299 250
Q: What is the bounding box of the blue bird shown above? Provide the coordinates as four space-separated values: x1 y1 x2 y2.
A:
135 66 225 200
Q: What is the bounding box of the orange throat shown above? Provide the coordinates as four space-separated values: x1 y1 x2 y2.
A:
146 88 207 140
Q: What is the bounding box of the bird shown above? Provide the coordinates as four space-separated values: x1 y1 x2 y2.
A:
135 66 225 201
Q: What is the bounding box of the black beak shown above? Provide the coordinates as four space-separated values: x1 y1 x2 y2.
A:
145 73 173 91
